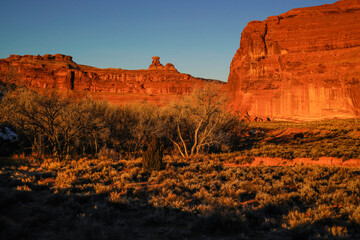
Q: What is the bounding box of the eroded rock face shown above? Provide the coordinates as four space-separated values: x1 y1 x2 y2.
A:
228 0 360 120
0 54 223 104
148 56 177 71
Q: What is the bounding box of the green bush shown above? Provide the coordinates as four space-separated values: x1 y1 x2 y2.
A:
142 138 164 171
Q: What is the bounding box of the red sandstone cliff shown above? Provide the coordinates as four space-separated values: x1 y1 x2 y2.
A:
228 0 360 120
0 54 223 104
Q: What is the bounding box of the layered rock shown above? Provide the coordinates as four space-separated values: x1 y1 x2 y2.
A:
0 54 223 104
228 0 360 120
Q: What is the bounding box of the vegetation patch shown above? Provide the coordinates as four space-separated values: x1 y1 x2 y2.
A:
1 155 360 239
237 119 360 161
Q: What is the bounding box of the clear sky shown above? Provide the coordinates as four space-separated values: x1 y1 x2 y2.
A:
0 0 337 82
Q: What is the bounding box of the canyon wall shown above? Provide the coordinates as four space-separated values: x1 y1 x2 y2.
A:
228 0 360 120
0 54 223 104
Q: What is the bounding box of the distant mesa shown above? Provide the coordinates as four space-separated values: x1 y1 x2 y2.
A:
228 0 360 120
0 54 223 105
9 54 73 62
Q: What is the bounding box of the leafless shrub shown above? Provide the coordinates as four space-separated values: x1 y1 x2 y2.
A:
160 86 243 157
1 89 109 159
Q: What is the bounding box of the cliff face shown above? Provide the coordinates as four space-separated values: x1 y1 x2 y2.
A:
228 0 360 120
0 54 223 104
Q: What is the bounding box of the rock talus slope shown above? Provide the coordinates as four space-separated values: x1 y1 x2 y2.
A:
228 0 360 120
0 54 223 104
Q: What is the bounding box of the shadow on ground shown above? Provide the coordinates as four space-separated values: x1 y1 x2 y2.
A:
0 163 359 240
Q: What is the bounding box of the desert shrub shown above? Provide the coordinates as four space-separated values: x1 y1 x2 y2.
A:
349 206 360 224
54 170 77 191
142 138 164 171
108 191 128 204
283 205 334 229
98 146 119 160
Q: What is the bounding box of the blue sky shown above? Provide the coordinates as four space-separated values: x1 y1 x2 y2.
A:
0 0 337 82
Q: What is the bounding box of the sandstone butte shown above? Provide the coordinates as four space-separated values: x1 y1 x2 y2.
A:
0 54 224 105
228 0 360 120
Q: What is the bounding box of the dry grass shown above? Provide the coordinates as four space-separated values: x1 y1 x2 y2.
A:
1 154 360 239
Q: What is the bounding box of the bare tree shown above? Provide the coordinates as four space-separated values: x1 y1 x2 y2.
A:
163 86 241 157
1 89 109 159
104 103 160 158
0 66 18 99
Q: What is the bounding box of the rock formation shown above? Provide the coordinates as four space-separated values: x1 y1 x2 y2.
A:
0 54 223 105
148 56 177 71
228 0 360 120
